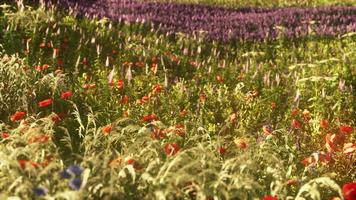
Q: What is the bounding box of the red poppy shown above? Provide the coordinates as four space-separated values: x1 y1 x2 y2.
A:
102 124 113 136
126 159 142 170
35 64 50 71
340 125 353 134
152 84 163 94
117 80 124 89
218 146 227 155
199 93 206 103
123 110 129 118
342 182 356 200
234 138 248 149
291 108 300 117
10 111 26 122
38 99 53 107
126 158 135 165
320 119 329 129
303 109 311 123
123 61 133 66
34 65 41 71
18 160 28 169
141 114 157 122
302 152 332 166
286 179 298 186
261 195 278 200
140 96 150 104
271 102 277 109
41 156 54 167
301 156 316 166
1 132 10 139
319 152 332 163
30 161 39 168
28 136 39 144
38 135 50 143
41 64 48 71
121 95 129 104
164 143 180 156
28 135 51 144
61 91 73 100
291 119 302 129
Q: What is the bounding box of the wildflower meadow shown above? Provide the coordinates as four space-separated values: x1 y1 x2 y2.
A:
0 0 355 199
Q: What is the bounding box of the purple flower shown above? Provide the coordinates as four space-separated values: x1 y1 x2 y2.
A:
33 187 48 196
52 0 356 42
69 178 82 190
59 170 72 179
67 165 83 176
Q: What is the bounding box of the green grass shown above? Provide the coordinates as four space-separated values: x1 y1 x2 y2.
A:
0 3 355 200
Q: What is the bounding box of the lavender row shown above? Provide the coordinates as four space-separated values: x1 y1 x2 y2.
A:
50 0 356 42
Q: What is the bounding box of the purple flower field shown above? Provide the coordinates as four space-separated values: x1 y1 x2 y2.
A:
49 0 356 41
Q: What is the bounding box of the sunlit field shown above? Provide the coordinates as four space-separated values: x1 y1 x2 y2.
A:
0 0 355 199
